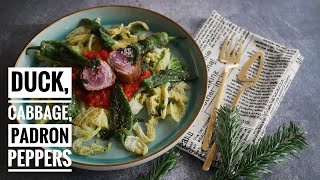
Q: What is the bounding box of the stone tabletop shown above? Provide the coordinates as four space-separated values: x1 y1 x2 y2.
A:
1 0 319 179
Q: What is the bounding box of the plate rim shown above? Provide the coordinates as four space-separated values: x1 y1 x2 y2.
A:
13 5 208 170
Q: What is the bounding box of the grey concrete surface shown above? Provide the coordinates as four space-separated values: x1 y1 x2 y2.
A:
1 0 319 179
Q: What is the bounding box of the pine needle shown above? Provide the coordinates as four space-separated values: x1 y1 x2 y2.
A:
233 121 308 179
139 147 181 180
214 106 308 180
214 106 247 180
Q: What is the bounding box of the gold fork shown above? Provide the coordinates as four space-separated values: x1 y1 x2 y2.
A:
202 35 243 151
202 51 265 171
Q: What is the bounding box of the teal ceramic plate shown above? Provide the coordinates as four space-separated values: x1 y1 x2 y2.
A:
14 6 207 170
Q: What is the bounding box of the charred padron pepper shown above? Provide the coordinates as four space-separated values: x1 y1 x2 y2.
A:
133 69 196 97
80 18 116 50
67 91 79 118
26 41 100 69
132 32 170 54
110 84 134 131
108 84 134 145
127 32 172 64
100 84 134 142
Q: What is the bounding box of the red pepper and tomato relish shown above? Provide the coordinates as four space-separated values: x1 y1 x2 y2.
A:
74 49 151 109
121 68 151 99
82 49 110 61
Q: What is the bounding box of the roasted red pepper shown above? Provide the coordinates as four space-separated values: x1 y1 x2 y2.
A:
120 69 152 100
83 49 109 61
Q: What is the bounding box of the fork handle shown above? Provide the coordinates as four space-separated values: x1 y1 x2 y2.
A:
202 142 218 171
202 65 232 151
202 79 258 170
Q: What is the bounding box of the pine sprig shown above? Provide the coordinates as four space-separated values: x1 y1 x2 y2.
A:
214 106 247 180
139 147 181 180
233 121 308 179
214 106 308 180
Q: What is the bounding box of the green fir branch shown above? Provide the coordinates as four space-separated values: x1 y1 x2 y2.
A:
214 106 308 180
233 121 308 179
139 147 181 180
214 106 247 180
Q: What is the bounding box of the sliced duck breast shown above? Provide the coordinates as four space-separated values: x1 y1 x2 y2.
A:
82 60 116 91
107 51 142 83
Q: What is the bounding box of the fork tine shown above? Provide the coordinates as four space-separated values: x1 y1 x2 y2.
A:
227 36 233 58
232 37 238 58
220 35 229 59
238 40 243 61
